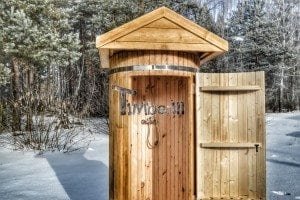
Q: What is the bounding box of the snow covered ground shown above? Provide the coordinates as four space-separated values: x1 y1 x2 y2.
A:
267 112 300 199
0 112 299 200
0 119 109 200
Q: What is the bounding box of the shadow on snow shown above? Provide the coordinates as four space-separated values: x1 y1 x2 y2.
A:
286 131 300 138
267 158 300 168
45 150 108 200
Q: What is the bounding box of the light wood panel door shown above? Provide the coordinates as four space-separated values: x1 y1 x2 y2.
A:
130 76 191 200
196 72 266 200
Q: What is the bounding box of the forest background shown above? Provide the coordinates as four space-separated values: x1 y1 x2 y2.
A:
0 0 299 150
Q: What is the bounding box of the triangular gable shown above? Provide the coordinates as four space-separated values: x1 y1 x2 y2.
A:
115 18 208 45
144 18 181 29
96 7 228 68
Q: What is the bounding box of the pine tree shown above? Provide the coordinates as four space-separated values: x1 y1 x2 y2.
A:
268 0 299 111
227 0 281 70
0 0 81 131
66 0 134 114
225 0 289 111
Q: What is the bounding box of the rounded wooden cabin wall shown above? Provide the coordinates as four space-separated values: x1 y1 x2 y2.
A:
109 50 196 200
109 50 200 68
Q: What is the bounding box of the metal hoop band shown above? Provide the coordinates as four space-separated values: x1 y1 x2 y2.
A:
109 65 199 75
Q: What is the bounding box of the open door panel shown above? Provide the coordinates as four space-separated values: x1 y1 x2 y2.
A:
195 72 266 200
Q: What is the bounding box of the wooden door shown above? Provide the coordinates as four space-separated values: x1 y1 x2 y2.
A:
130 76 191 200
196 72 266 199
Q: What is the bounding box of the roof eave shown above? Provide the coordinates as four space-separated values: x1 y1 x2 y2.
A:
96 6 229 68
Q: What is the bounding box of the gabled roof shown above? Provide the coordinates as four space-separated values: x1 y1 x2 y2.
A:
96 6 228 68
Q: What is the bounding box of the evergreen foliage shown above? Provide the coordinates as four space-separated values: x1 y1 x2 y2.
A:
0 0 299 136
0 0 81 68
223 0 299 111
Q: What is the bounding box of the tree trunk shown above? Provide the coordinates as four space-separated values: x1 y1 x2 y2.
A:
279 67 284 112
25 66 33 132
0 102 4 132
11 57 21 132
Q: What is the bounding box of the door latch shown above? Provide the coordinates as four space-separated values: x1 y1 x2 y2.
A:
254 144 260 152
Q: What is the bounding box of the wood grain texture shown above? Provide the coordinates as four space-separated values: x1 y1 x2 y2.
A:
144 17 181 29
200 143 262 148
228 73 238 197
109 50 195 200
110 50 199 69
200 85 261 91
131 76 190 200
211 73 221 198
196 72 266 200
101 42 222 53
188 74 195 200
117 27 207 44
96 7 228 50
96 7 228 68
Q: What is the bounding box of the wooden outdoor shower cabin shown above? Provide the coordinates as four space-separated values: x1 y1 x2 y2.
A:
96 7 266 200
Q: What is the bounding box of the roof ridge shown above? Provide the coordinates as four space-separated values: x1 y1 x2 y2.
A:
96 6 228 68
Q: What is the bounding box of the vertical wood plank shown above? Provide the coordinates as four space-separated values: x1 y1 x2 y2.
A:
127 72 132 200
174 77 180 199
184 53 191 200
140 54 146 200
170 76 176 200
196 73 204 199
147 76 153 200
238 72 249 198
165 75 172 200
247 72 257 199
155 76 162 200
203 73 213 198
178 77 183 200
256 71 266 199
119 72 125 198
228 73 239 197
211 73 221 198
181 75 189 200
162 50 168 65
161 76 168 200
146 54 152 200
220 73 229 198
124 66 130 200
143 77 152 199
188 74 194 200
136 62 142 200
174 52 180 200
109 73 115 200
142 50 149 65
131 76 138 200
155 50 161 67
115 73 121 200
140 76 146 200
183 76 189 200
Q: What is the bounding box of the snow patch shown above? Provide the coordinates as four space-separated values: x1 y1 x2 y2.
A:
272 191 291 196
87 147 95 151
